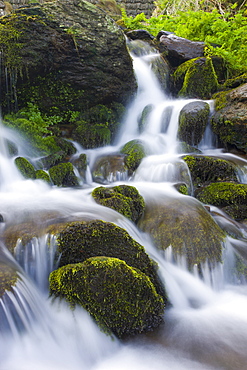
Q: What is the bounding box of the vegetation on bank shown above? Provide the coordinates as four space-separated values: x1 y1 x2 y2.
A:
121 6 247 75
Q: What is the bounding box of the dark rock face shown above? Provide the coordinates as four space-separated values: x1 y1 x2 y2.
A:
158 34 205 67
1 0 137 115
211 83 247 154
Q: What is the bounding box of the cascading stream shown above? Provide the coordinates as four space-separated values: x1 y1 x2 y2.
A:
0 39 247 370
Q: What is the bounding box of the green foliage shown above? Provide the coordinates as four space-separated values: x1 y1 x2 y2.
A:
121 9 247 75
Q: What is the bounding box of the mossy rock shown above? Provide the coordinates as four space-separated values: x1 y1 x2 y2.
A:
72 121 111 149
120 140 146 174
48 162 79 187
223 73 247 89
92 154 127 184
55 220 166 299
211 84 247 154
0 263 19 298
138 196 225 269
178 101 210 146
71 153 87 179
49 257 165 338
35 169 51 183
40 150 68 170
196 182 247 208
221 204 247 222
14 156 36 179
183 155 238 188
91 185 145 223
173 57 218 99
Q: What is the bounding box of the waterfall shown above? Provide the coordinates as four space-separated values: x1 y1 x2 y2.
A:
0 40 247 370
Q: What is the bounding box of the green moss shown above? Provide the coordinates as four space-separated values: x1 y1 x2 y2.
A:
35 169 51 183
120 140 146 173
0 263 19 298
15 156 36 179
73 120 111 149
49 257 165 338
196 182 247 207
92 185 145 223
55 219 166 299
183 155 237 188
174 57 219 99
48 162 79 187
212 90 230 111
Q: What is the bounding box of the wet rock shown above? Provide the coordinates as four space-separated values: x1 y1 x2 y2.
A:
138 195 225 269
178 101 210 146
158 34 205 67
54 219 166 299
14 157 36 179
0 263 19 298
211 83 247 154
48 162 79 187
49 257 165 338
120 139 147 175
126 29 155 41
183 155 238 188
72 153 87 179
91 184 145 222
173 57 218 99
92 154 128 183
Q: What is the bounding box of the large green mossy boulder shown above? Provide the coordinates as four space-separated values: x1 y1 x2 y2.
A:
15 157 36 179
196 182 247 208
0 263 19 298
91 185 145 223
138 196 225 268
183 155 238 188
178 101 210 146
211 83 247 154
173 57 218 99
49 257 165 338
49 162 79 187
55 220 166 299
120 140 147 174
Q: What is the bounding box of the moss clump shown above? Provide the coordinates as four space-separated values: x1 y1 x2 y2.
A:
0 263 19 298
48 162 79 187
56 220 166 299
72 121 111 149
138 196 225 268
183 155 238 188
196 182 247 207
15 156 36 179
35 169 51 183
173 57 218 99
92 185 145 223
49 257 165 338
120 139 146 174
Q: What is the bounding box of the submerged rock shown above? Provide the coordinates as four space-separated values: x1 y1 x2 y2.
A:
91 184 145 222
178 101 210 146
55 220 166 299
49 257 165 339
138 195 225 268
92 154 128 183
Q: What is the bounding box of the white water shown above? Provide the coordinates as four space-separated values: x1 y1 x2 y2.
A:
0 41 247 370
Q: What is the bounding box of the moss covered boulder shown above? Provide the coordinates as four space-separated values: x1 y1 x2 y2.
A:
0 0 136 117
173 57 218 99
49 162 79 187
183 155 238 189
120 140 147 174
0 263 19 298
178 101 210 146
49 257 165 338
55 220 166 299
15 157 36 180
211 83 247 154
138 196 225 268
91 185 145 222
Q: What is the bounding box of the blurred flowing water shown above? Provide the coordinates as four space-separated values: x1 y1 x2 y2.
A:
0 40 247 370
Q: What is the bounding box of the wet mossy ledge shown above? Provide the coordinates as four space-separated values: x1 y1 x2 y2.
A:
0 262 19 298
91 184 145 223
49 257 165 339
